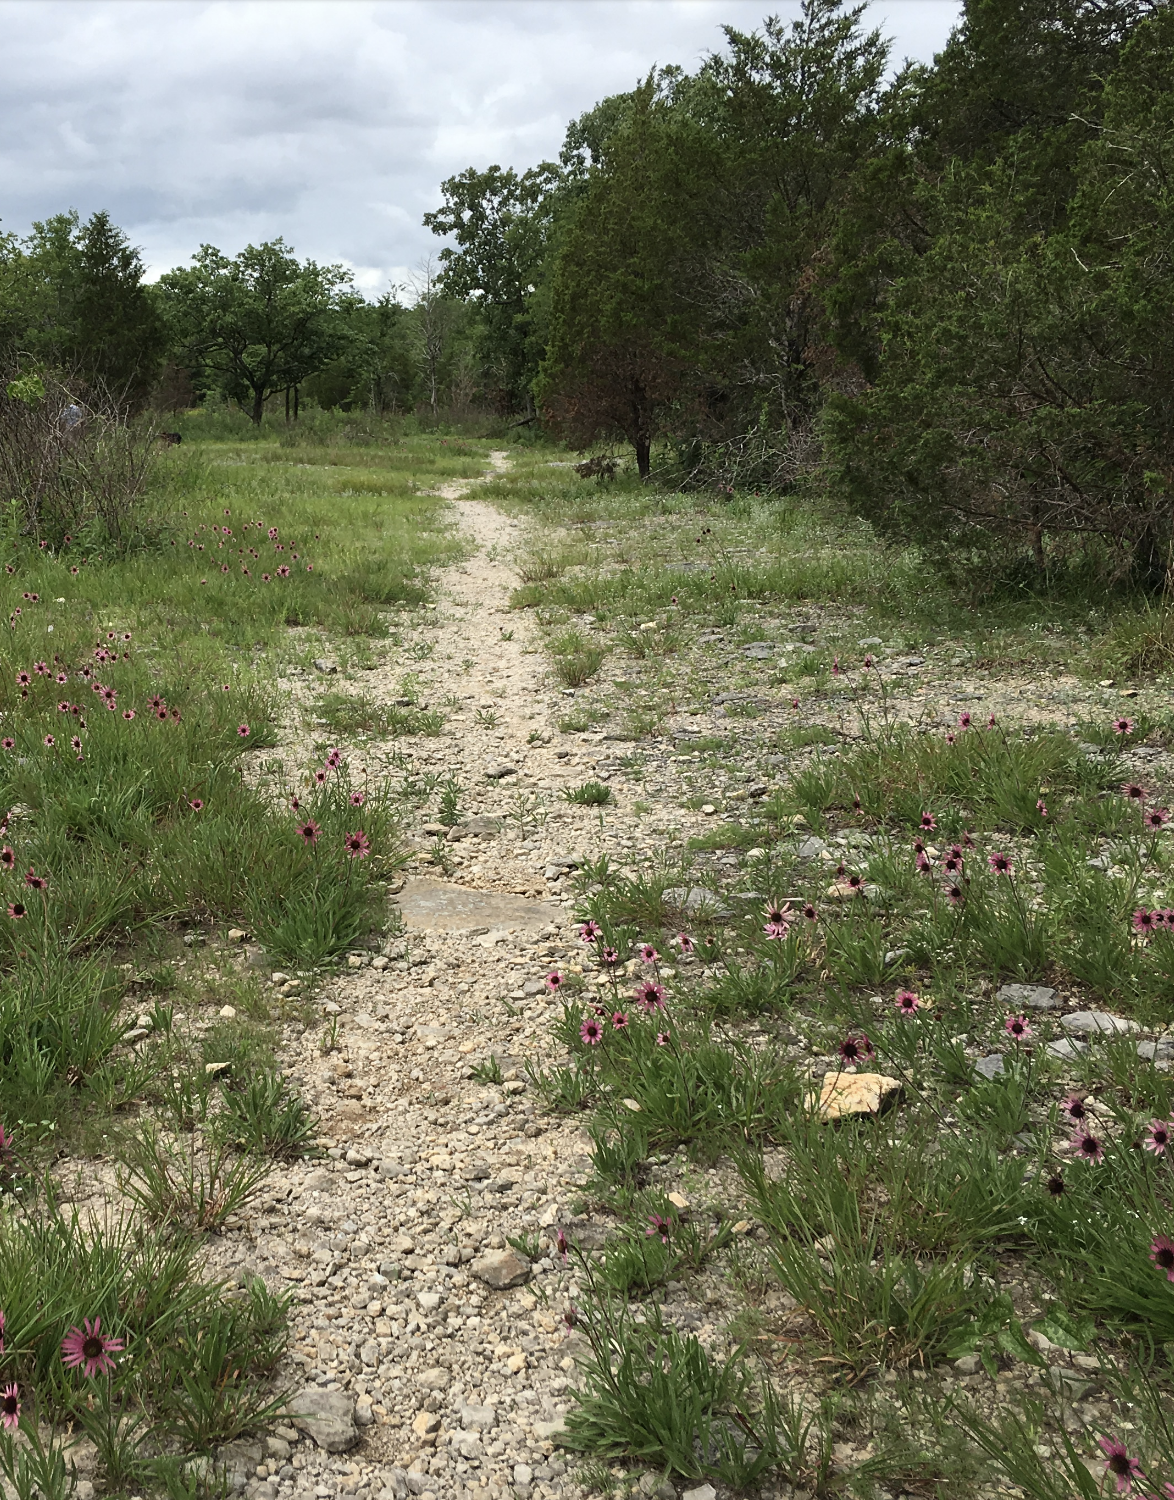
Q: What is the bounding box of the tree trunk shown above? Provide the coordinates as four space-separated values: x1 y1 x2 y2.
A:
251 387 265 425
634 432 651 480
285 387 291 424
294 385 300 421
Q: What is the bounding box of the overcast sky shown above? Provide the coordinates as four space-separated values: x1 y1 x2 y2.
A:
0 0 962 296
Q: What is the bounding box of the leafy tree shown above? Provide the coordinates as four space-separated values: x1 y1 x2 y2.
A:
0 210 165 409
423 162 559 411
157 240 352 424
824 3 1174 579
535 80 717 477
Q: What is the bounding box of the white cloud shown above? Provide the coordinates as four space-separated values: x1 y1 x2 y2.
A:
0 0 961 290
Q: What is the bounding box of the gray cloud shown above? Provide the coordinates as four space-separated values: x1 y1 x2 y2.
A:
0 0 961 291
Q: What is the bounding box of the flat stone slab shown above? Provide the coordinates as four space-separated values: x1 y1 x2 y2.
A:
997 983 1058 1011
661 886 734 921
1046 1037 1088 1060
286 1388 357 1452
394 879 558 934
974 1054 1005 1080
1061 1010 1140 1036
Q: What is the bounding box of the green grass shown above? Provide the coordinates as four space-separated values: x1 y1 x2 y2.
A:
0 426 482 1496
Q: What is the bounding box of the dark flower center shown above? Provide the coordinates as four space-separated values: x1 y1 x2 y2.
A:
1157 1247 1174 1270
1046 1176 1065 1196
1108 1454 1132 1477
2 1394 16 1414
82 1336 102 1360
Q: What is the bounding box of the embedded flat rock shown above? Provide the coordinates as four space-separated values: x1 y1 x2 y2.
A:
394 878 559 933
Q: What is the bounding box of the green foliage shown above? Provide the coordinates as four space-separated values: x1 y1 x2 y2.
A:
158 240 354 424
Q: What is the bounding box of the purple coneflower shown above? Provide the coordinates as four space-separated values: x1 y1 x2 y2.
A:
0 1384 18 1431
1072 1128 1105 1163
675 931 694 953
988 852 1013 875
555 1228 568 1263
1145 1119 1173 1156
349 791 365 807
1061 1095 1088 1122
600 946 620 968
343 830 370 859
1146 808 1171 830
1036 799 1048 817
297 819 320 845
189 798 204 812
0 848 12 870
1005 1014 1031 1041
635 981 665 1011
545 971 563 993
920 811 936 831
839 1034 874 1066
1098 1437 1144 1494
895 990 921 1015
123 709 135 721
1149 1235 1174 1282
656 1031 670 1046
326 749 342 768
579 1017 603 1046
7 903 25 920
24 869 46 891
61 1317 124 1377
958 712 972 728
646 1214 672 1243
237 724 250 738
1 739 12 751
640 943 660 963
1123 782 1148 802
1114 718 1135 736
579 919 602 944
1133 909 1157 937
612 1011 629 1032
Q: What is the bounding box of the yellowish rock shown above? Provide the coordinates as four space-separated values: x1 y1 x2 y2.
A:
812 1071 901 1120
667 1191 689 1210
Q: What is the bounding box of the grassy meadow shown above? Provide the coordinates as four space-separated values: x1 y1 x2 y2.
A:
0 426 490 1497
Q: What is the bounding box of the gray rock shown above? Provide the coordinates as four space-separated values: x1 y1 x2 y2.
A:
532 1417 566 1441
1061 1010 1140 1036
1138 1040 1174 1061
681 1486 717 1500
741 642 776 660
286 1389 357 1453
997 983 1058 1011
460 1402 497 1431
1044 1368 1093 1401
378 1471 409 1500
973 1054 1005 1080
660 887 734 921
471 1247 531 1289
1046 1038 1088 1060
354 1398 375 1427
953 1354 982 1375
463 815 502 836
484 763 518 779
416 1366 451 1391
796 837 828 859
312 659 338 674
457 1434 483 1460
394 878 559 934
513 1463 534 1488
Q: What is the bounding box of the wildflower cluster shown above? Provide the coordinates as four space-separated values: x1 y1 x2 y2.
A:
177 514 315 585
574 922 691 1048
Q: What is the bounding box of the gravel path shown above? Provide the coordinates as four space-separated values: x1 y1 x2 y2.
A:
194 459 677 1500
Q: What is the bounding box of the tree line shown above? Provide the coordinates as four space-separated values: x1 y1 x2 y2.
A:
2 0 1171 580
428 0 1174 581
0 220 477 425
